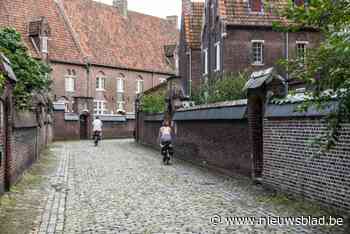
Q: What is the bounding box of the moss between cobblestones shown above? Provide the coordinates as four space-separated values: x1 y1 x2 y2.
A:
0 146 58 234
256 192 349 232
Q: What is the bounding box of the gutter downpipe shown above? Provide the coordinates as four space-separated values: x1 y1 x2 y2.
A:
189 48 192 97
286 32 289 80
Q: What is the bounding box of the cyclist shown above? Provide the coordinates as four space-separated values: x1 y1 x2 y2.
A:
92 116 103 146
158 120 174 164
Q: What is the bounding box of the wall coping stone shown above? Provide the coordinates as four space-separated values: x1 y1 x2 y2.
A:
174 105 247 121
53 102 65 111
265 101 338 118
98 115 127 122
64 113 79 121
177 99 247 112
143 113 164 122
14 111 38 128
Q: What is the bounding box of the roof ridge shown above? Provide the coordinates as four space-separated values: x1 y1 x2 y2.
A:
55 0 88 61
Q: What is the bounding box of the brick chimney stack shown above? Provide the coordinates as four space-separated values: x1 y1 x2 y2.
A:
166 15 178 29
113 0 128 17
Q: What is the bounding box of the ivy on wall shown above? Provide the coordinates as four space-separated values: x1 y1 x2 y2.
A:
273 0 350 150
0 27 51 109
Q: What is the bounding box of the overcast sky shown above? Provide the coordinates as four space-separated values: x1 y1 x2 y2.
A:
98 0 182 19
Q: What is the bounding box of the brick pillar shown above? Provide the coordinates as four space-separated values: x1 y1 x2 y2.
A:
4 83 14 189
247 89 266 180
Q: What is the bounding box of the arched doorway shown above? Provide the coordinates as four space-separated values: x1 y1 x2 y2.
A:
80 114 89 140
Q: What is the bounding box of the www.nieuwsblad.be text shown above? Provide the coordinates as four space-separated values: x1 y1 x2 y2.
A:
210 215 344 226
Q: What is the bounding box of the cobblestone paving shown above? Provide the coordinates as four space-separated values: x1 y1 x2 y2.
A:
36 139 348 234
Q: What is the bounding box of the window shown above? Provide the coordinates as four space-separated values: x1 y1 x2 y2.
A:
94 100 107 115
251 40 264 65
65 69 76 92
136 77 144 94
203 48 208 75
116 75 125 111
96 72 106 91
296 41 308 64
41 36 48 53
214 41 221 71
249 0 263 13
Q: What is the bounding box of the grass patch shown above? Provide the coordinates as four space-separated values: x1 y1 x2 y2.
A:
0 145 57 234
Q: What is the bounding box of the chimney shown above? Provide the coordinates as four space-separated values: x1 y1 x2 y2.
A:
113 0 128 17
166 15 178 29
182 0 192 16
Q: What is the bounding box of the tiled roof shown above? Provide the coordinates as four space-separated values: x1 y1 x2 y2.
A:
0 0 84 64
184 1 204 49
61 0 178 74
0 0 179 74
220 0 289 27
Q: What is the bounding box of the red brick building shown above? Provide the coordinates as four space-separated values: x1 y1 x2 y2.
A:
0 0 178 118
179 0 320 91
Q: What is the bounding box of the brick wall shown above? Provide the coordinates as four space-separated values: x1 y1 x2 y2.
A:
11 127 37 184
136 101 252 176
0 107 53 194
137 112 163 148
102 120 135 139
53 109 135 141
174 119 251 176
0 101 5 194
263 116 350 211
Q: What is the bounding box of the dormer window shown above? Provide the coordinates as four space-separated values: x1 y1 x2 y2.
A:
249 0 263 13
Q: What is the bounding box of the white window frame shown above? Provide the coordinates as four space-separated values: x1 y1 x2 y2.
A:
296 41 309 63
116 78 124 93
116 77 125 111
65 70 76 92
136 78 144 94
203 48 208 75
214 41 221 71
94 100 107 115
96 76 106 91
41 36 48 53
251 40 265 66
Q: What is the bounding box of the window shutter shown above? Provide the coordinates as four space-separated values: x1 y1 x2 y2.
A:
261 43 265 64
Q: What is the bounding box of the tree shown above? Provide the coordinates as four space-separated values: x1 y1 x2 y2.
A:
0 27 51 109
274 0 350 149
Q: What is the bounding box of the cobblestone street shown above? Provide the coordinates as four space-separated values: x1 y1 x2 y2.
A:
33 140 347 234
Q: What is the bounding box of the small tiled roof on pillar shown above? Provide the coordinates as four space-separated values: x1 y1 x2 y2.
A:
243 67 287 92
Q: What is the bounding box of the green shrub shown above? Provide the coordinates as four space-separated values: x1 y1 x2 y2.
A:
141 92 166 113
191 72 249 105
0 27 51 109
